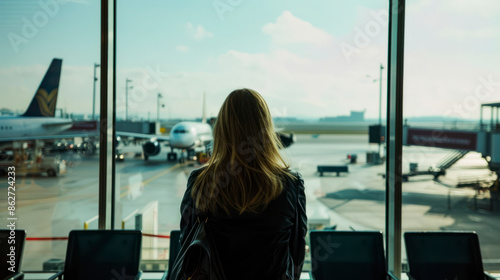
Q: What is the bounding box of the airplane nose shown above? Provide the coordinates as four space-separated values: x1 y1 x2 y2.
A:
171 133 195 148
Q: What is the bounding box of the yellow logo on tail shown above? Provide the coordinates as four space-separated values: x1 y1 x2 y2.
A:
35 88 58 117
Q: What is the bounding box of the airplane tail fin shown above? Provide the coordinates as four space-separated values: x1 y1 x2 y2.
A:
21 58 63 117
202 91 207 123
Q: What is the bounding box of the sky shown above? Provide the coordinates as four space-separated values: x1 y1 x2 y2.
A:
0 0 499 121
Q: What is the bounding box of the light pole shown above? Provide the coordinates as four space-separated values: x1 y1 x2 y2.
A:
367 64 385 157
125 78 133 121
378 64 384 156
378 64 384 127
92 63 100 120
157 93 163 134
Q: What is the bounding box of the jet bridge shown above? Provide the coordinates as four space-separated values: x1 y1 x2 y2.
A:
479 102 500 174
369 102 500 179
404 103 500 182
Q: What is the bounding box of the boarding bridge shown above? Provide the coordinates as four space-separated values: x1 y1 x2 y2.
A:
369 102 500 180
404 102 500 175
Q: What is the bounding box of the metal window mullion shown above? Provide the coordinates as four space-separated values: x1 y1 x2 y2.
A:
98 0 116 230
480 106 483 130
385 0 405 277
110 0 117 229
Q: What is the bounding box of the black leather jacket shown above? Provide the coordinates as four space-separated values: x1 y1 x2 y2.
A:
180 168 307 280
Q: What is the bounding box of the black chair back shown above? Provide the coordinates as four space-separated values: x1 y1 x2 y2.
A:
310 231 387 280
0 229 26 280
404 231 485 280
64 230 141 280
168 230 181 272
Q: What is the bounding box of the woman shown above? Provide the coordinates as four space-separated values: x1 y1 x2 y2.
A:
180 88 307 280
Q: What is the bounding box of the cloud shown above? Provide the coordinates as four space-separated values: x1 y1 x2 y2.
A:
175 45 189 52
262 11 334 46
186 22 213 40
446 0 500 18
211 47 381 116
65 0 90 4
406 0 500 44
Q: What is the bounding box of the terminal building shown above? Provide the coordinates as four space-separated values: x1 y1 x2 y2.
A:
320 110 366 122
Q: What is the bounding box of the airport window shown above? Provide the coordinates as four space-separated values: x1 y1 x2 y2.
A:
402 0 500 273
0 0 100 271
114 0 389 273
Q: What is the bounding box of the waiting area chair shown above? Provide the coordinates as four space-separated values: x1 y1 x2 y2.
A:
161 230 181 280
0 229 26 280
404 231 496 280
309 230 398 280
48 230 142 280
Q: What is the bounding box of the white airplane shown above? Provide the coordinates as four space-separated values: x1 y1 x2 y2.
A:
117 93 213 162
0 58 74 142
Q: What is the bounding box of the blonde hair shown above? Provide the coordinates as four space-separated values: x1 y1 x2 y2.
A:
192 88 294 215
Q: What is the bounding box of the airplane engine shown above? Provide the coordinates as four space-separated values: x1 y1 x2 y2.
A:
80 141 96 155
142 141 161 157
277 132 295 148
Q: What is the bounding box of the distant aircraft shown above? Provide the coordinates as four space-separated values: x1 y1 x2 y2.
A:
0 58 74 142
117 93 213 162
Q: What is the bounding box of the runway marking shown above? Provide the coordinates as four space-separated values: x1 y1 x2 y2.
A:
12 193 96 206
120 163 182 199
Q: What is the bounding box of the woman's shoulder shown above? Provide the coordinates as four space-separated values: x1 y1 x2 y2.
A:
287 169 302 179
187 166 207 182
191 166 207 175
184 167 207 200
275 169 304 202
263 169 304 216
283 169 303 186
283 169 305 200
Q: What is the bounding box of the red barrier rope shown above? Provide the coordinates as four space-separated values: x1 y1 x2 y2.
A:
27 237 68 241
142 233 170 239
26 233 170 241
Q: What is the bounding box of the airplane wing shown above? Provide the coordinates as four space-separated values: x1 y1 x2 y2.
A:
0 133 97 142
0 131 169 143
116 131 170 144
42 121 74 127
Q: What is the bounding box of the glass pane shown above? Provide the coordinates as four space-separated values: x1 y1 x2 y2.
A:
0 0 100 271
116 0 388 273
403 0 500 273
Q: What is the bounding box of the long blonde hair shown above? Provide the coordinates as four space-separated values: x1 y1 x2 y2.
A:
192 88 294 215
